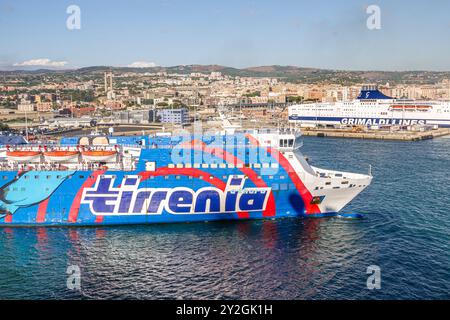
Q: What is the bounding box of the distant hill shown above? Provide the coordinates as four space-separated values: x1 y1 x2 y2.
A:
243 65 319 74
2 64 450 85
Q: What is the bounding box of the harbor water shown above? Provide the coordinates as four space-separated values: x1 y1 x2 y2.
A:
0 136 449 299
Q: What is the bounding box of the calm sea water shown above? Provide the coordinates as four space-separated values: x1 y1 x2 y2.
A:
0 137 449 300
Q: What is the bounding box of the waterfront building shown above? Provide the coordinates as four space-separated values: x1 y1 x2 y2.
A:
17 100 35 113
157 107 189 125
36 102 53 112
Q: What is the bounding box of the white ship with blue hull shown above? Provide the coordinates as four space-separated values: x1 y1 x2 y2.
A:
289 86 450 128
0 128 372 226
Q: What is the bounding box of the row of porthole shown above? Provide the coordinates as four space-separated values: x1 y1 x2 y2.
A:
1 174 99 180
4 184 298 193
3 173 290 182
119 175 288 181
4 187 51 192
16 175 94 180
314 183 367 190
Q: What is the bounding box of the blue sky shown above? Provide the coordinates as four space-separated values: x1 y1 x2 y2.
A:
1 0 450 71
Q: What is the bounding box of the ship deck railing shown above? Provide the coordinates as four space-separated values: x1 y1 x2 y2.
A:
1 142 289 150
0 163 132 172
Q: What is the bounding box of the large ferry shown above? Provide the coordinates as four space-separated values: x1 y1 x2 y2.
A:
0 128 372 226
289 85 450 128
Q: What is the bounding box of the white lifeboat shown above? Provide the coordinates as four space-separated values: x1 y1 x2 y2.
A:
81 150 117 162
44 150 79 162
6 150 41 162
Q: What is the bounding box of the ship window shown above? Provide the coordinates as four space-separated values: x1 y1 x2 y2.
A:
79 175 85 179
280 183 288 191
57 175 62 179
210 164 218 168
341 181 349 184
168 164 175 168
199 176 203 180
269 175 274 179
185 163 192 168
228 164 235 168
280 175 285 179
2 176 7 180
46 175 51 179
24 176 29 180
202 164 208 168
325 182 331 185
193 163 200 168
176 164 183 168
176 176 180 179
254 163 261 168
289 184 296 190
34 175 39 179
271 163 279 168
219 163 227 168
272 183 279 190
236 163 243 168
164 176 169 180
209 176 214 180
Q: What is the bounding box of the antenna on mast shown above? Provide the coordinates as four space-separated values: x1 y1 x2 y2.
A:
25 107 29 142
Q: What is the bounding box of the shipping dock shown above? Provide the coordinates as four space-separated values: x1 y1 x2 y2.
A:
301 127 450 141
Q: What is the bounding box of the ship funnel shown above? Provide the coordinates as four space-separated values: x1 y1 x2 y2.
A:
357 85 393 100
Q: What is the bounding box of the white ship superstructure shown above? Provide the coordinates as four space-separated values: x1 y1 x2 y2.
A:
289 86 450 128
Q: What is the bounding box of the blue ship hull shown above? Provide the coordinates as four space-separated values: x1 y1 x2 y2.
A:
0 142 327 226
0 168 324 226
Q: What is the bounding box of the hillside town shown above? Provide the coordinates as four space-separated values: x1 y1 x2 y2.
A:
2 67 450 136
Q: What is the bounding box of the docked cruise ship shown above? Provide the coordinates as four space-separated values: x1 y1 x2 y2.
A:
289 86 450 128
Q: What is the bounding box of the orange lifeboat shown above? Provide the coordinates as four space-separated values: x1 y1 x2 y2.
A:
6 150 41 162
44 150 79 162
81 150 117 162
